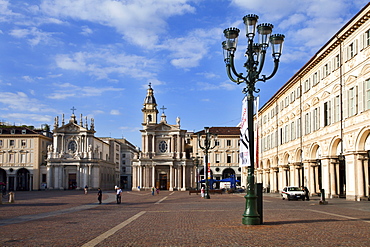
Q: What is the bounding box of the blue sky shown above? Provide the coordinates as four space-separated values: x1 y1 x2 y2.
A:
0 0 368 147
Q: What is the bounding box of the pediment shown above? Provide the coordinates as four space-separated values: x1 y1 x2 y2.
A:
154 123 175 131
55 123 87 133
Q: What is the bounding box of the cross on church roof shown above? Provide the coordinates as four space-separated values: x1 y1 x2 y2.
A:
160 105 167 114
71 106 77 115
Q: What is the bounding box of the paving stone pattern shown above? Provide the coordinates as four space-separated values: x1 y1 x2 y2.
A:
0 190 369 246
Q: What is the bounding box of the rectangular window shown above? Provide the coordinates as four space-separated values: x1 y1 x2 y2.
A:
349 43 354 59
297 118 301 138
10 140 15 146
366 79 370 110
324 102 331 126
334 95 340 122
215 140 220 146
313 108 319 131
333 54 340 71
21 154 26 163
291 121 295 141
215 154 220 163
226 140 231 146
296 86 301 98
227 154 232 163
305 113 311 135
366 29 370 47
21 140 26 147
0 140 2 146
312 72 318 86
9 153 14 163
349 87 357 116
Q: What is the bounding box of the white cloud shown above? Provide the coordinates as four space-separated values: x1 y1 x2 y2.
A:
164 27 223 69
40 0 196 47
0 92 54 112
110 110 120 115
197 81 236 91
55 49 158 80
47 82 124 99
81 26 93 36
1 113 52 123
9 27 56 46
0 0 17 22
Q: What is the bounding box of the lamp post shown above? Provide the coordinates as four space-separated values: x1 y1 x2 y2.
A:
222 14 284 225
198 127 217 199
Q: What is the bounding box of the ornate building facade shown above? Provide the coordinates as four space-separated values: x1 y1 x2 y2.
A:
46 113 116 190
257 3 370 201
191 127 241 189
0 125 52 191
132 84 194 191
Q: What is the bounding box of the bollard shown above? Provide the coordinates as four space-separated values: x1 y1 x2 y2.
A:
319 189 328 205
8 192 14 203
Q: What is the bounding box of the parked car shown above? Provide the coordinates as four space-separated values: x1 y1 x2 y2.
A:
281 186 305 200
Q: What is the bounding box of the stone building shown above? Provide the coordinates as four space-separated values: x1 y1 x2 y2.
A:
132 84 194 191
257 3 370 201
191 127 241 189
0 124 52 191
46 113 116 190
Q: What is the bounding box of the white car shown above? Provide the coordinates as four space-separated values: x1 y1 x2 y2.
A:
281 186 305 200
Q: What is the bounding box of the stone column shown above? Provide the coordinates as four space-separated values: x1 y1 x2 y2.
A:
76 165 81 189
177 135 181 159
329 159 337 197
152 165 156 188
169 165 173 191
47 165 53 189
182 164 186 191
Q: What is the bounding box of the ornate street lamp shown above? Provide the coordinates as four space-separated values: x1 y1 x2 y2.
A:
198 127 217 199
222 14 284 225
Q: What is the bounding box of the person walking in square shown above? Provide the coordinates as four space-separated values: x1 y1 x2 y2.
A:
151 187 155 196
116 187 122 204
84 185 88 195
97 188 102 204
302 186 310 201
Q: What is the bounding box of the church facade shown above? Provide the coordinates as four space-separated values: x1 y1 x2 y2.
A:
46 113 116 190
131 84 194 191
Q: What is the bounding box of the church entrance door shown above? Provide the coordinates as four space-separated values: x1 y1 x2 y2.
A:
68 174 77 190
159 174 167 190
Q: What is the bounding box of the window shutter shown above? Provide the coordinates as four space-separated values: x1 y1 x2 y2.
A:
360 33 364 51
355 85 358 115
342 89 347 119
358 81 364 113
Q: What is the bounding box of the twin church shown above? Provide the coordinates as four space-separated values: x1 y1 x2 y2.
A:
46 84 196 191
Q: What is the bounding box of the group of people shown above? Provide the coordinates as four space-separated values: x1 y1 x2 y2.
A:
151 187 159 195
95 186 122 204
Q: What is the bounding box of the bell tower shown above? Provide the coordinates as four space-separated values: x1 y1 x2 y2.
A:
142 83 158 125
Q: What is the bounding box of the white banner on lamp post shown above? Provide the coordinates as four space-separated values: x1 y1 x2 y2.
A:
239 96 250 167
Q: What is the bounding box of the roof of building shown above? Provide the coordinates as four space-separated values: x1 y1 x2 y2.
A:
0 126 39 135
195 127 239 135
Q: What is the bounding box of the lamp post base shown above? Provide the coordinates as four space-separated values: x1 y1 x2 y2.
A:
242 193 261 225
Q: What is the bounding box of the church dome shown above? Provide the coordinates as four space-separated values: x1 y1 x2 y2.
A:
144 83 156 104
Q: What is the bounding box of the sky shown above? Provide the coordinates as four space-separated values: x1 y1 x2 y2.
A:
0 0 368 147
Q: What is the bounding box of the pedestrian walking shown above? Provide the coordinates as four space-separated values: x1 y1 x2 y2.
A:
201 186 205 198
97 188 102 204
116 187 122 204
84 185 88 195
151 187 155 196
302 186 310 201
156 187 159 194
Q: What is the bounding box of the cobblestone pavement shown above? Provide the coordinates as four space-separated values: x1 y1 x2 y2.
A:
0 190 369 246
